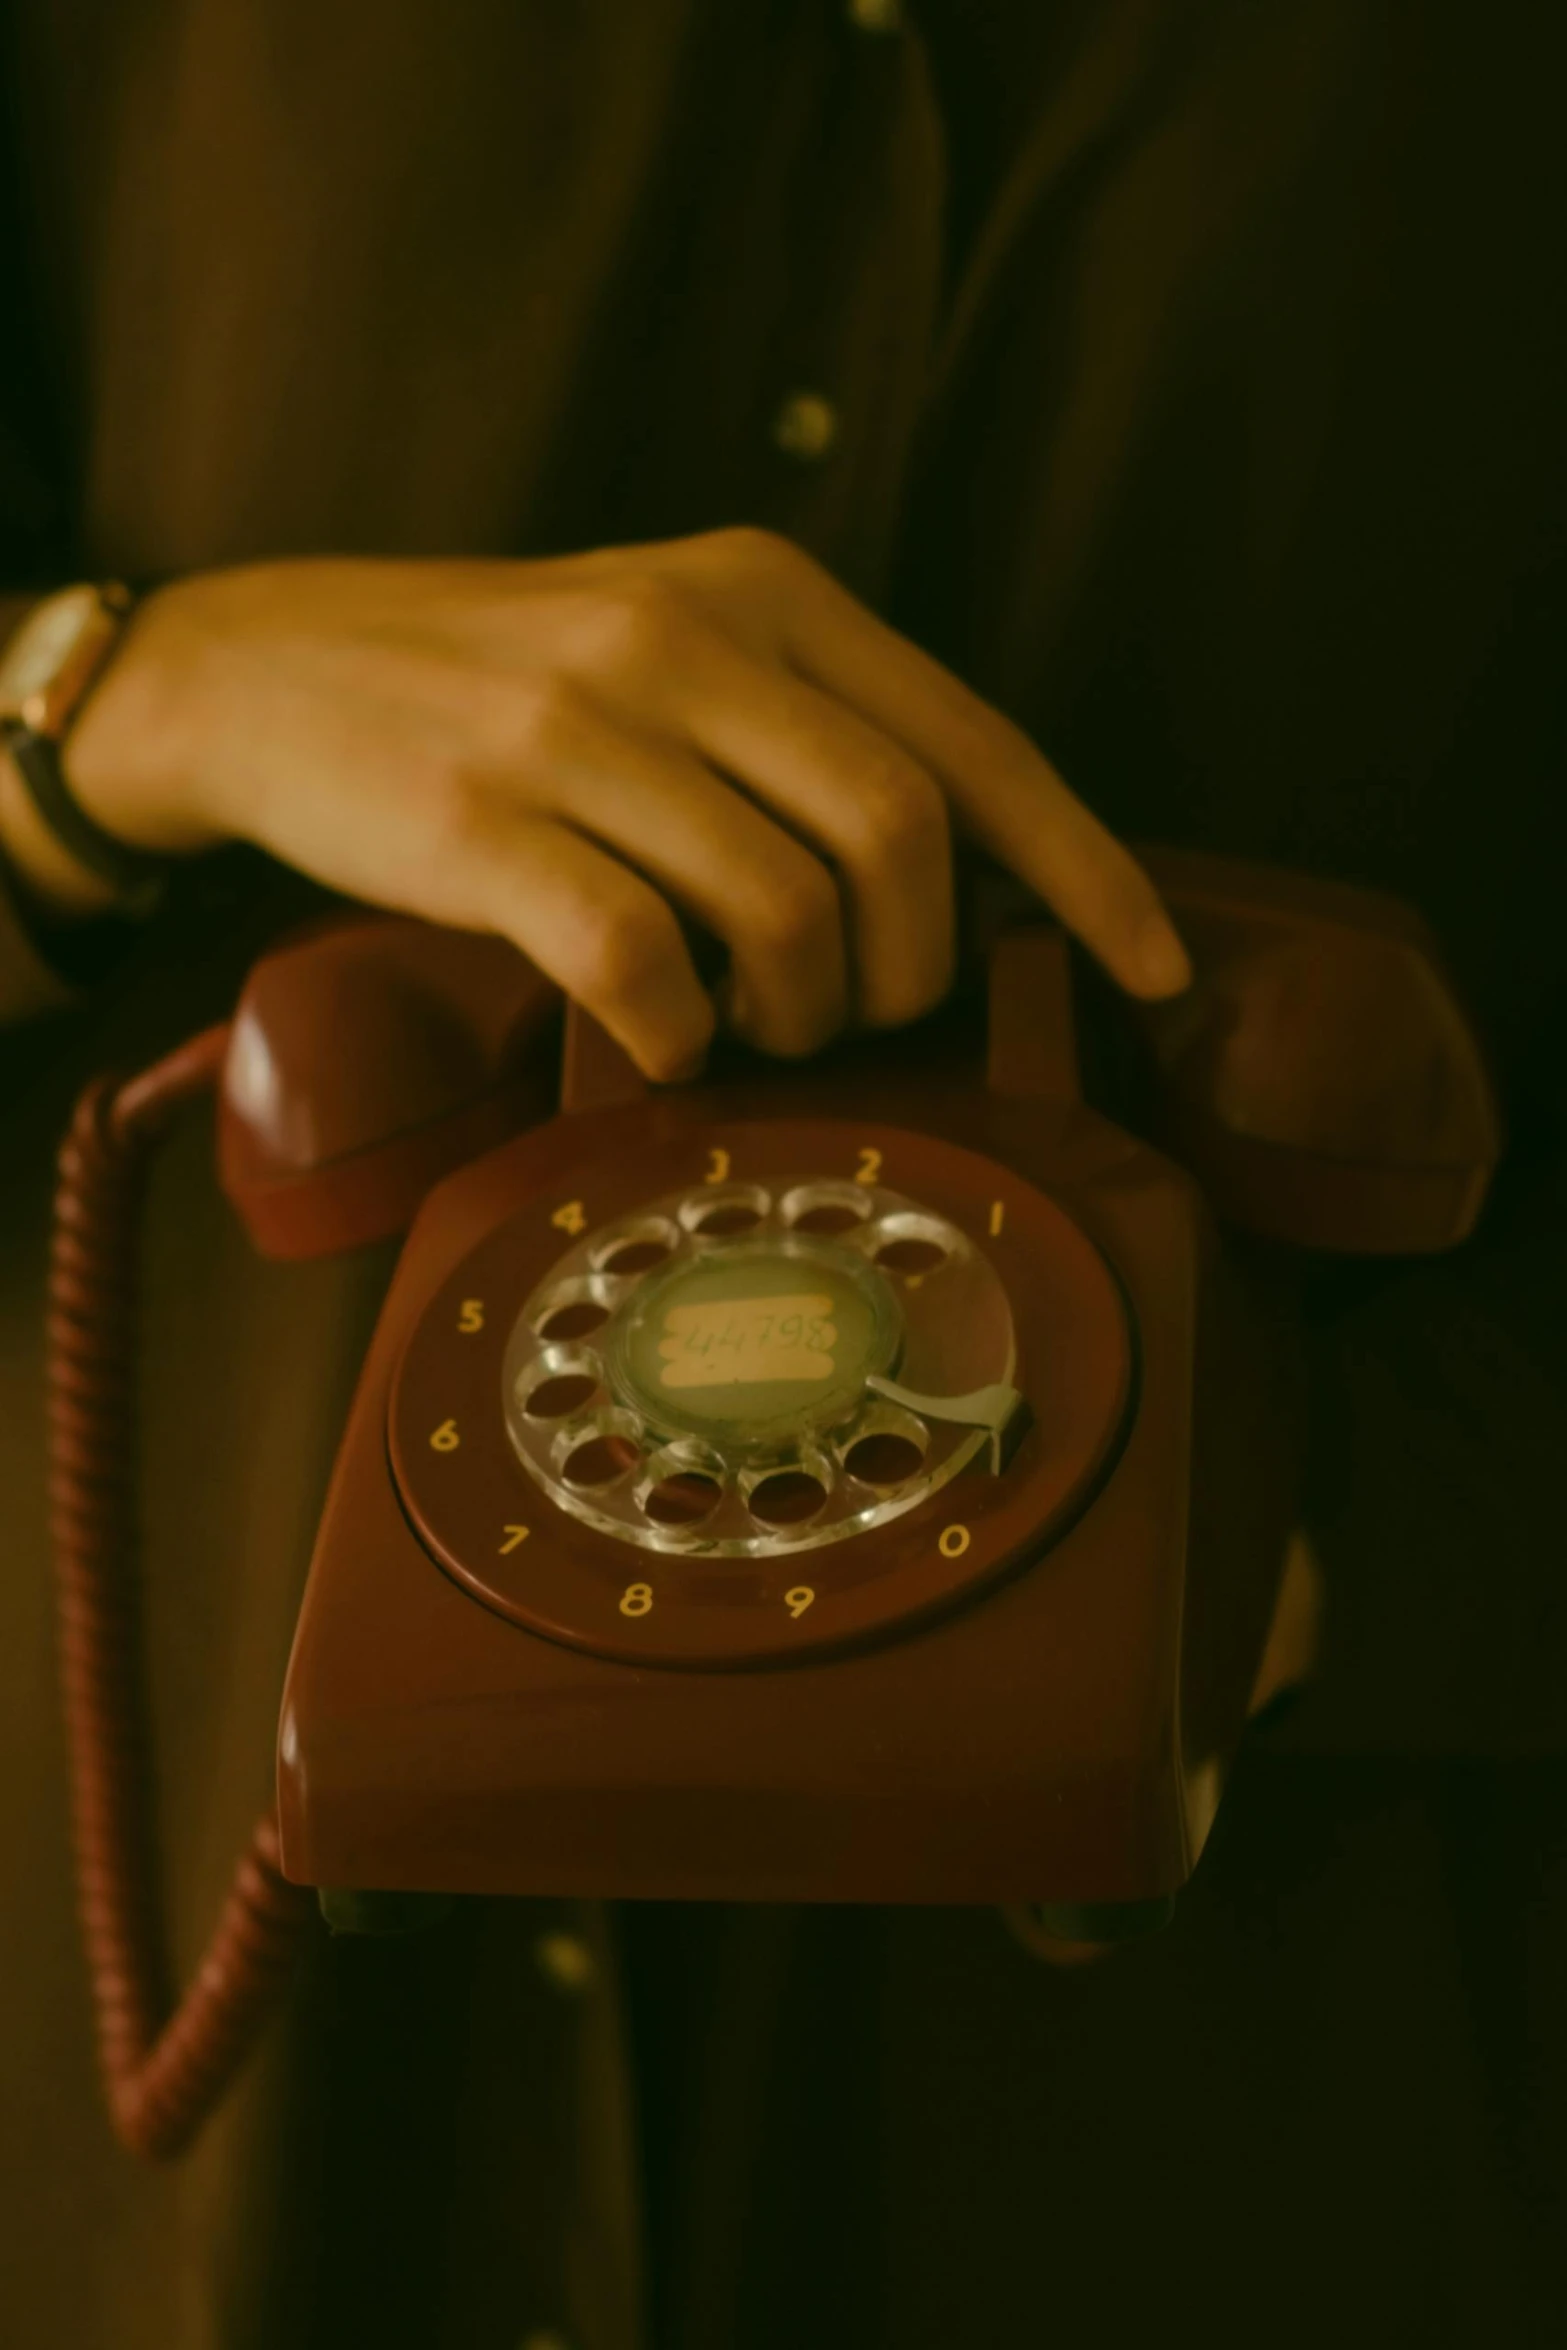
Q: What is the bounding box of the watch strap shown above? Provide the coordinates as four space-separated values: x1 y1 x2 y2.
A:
3 724 171 912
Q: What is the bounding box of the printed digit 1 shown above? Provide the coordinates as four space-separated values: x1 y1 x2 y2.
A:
989 1201 1005 1237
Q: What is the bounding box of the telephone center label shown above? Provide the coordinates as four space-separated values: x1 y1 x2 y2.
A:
655 1294 837 1388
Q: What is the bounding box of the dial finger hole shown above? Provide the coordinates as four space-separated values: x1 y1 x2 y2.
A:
747 1469 829 1527
592 1217 680 1277
642 1471 724 1527
695 1205 762 1236
681 1184 771 1239
871 1212 958 1277
524 1371 602 1420
563 1431 643 1487
532 1275 615 1342
603 1237 672 1275
875 1236 947 1276
537 1297 611 1342
781 1181 873 1237
843 1430 926 1487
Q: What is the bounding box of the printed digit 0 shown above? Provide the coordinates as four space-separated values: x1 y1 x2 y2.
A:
619 1582 654 1617
938 1524 971 1558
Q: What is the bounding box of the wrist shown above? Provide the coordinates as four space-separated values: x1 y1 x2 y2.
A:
0 579 213 922
0 744 122 924
59 579 229 862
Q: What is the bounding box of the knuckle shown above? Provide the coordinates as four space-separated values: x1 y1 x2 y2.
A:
750 863 841 962
563 894 680 1008
509 670 592 758
419 761 491 853
837 759 948 867
581 574 694 669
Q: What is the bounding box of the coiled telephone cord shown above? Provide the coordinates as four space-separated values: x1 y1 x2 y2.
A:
47 1026 317 2161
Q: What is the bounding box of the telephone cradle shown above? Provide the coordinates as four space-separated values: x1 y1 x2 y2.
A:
46 844 1502 2157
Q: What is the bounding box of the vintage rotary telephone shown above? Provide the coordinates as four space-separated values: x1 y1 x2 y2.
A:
47 845 1502 2157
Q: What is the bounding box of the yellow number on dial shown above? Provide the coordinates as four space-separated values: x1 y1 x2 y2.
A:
499 1525 530 1554
785 1586 815 1619
988 1201 1005 1237
619 1582 654 1618
552 1199 588 1237
856 1147 882 1186
938 1524 971 1558
430 1419 460 1452
706 1148 731 1184
458 1298 485 1333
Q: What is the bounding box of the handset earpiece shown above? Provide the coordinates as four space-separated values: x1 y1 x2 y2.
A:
1126 845 1503 1252
215 915 562 1258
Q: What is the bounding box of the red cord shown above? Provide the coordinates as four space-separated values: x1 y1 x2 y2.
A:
47 1026 317 2160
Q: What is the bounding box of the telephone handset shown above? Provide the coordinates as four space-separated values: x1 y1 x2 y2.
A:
48 844 1503 2155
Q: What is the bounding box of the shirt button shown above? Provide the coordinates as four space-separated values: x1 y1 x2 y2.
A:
771 390 841 461
847 0 904 29
534 1929 597 1993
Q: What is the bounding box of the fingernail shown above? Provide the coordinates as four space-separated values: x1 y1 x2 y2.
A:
1138 918 1193 997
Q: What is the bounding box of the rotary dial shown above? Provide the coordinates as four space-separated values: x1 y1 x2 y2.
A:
501 1177 1028 1558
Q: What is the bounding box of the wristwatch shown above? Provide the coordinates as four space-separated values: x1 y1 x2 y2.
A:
0 581 172 916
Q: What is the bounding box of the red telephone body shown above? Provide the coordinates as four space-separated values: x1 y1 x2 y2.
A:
212 847 1500 1930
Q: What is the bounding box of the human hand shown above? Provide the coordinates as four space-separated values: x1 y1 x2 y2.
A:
64 530 1193 1078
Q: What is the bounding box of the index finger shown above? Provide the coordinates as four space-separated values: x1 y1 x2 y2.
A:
774 558 1194 1000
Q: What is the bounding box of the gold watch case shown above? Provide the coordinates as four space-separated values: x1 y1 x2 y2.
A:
0 583 134 739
